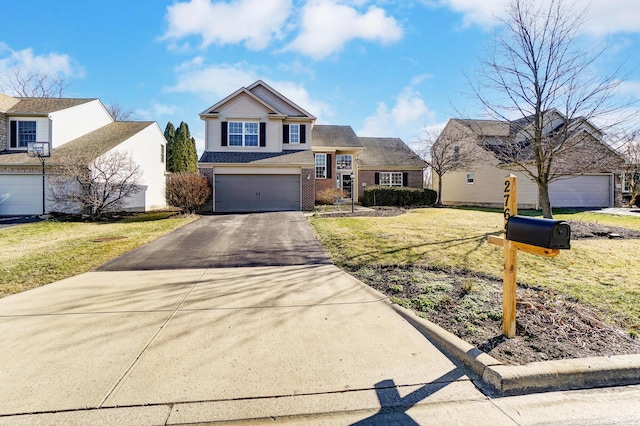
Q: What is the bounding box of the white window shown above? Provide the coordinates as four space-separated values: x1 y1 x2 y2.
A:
466 173 475 184
161 144 165 163
315 154 327 179
379 172 403 186
336 155 352 170
229 121 259 147
9 120 37 149
289 124 300 144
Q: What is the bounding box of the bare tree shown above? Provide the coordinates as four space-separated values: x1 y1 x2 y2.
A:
419 124 482 206
0 68 70 98
166 172 212 214
106 102 139 121
621 140 640 206
48 150 143 218
468 0 633 218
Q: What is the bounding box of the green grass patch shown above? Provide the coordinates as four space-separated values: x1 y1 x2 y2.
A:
309 208 640 331
0 213 197 296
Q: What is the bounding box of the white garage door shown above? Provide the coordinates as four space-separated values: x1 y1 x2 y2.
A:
549 175 611 208
0 175 43 215
215 174 300 213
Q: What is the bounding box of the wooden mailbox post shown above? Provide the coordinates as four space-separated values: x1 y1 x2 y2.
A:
487 175 560 338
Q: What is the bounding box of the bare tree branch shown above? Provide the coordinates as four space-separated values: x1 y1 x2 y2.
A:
105 102 140 121
0 68 70 98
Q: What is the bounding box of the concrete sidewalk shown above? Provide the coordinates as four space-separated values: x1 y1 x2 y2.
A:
1 265 639 425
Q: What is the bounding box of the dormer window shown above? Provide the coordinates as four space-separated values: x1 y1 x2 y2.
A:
9 120 37 149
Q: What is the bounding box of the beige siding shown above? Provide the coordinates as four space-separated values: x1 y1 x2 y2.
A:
437 162 538 208
211 166 302 175
251 86 302 116
49 99 112 148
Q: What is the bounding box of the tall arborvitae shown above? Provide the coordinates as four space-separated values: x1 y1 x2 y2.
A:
164 122 177 172
165 121 198 173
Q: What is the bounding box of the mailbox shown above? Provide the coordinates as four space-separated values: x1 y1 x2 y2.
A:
506 216 571 249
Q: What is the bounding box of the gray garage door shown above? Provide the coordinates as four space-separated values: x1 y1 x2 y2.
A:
0 175 42 215
549 175 611 208
215 174 301 212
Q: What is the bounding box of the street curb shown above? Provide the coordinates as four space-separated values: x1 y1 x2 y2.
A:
389 303 640 396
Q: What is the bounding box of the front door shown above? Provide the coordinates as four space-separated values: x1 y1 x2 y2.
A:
340 173 352 198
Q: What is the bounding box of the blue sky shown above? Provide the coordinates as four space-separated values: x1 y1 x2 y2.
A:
2 0 640 155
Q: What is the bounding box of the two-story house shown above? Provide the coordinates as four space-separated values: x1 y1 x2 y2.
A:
0 93 167 215
198 80 426 213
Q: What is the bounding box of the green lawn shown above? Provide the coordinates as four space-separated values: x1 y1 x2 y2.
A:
0 212 197 297
309 208 640 332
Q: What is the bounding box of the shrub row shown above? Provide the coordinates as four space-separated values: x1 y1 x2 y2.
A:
363 186 437 207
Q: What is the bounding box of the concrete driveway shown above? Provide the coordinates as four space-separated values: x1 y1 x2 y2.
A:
98 212 331 270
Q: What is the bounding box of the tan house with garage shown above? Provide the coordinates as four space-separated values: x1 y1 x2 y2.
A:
434 111 625 209
198 80 426 212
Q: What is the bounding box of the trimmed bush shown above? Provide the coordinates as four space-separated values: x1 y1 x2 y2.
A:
166 172 212 213
363 186 437 207
316 188 348 205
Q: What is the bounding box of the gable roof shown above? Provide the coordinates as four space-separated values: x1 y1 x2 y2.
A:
0 121 155 166
311 125 362 149
0 93 20 112
357 137 426 168
200 80 316 119
7 97 96 115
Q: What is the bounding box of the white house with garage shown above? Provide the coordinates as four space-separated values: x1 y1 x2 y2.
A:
0 93 167 215
433 111 625 209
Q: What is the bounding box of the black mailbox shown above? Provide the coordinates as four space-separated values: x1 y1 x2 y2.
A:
506 216 571 249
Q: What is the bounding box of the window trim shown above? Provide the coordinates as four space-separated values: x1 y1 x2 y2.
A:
466 173 475 184
161 144 165 163
9 119 37 149
379 172 403 186
228 121 259 147
336 154 353 171
315 153 327 179
289 124 300 144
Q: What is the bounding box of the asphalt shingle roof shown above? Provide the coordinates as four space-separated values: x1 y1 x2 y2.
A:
199 150 314 165
7 97 96 114
311 125 362 148
0 122 155 166
357 137 426 168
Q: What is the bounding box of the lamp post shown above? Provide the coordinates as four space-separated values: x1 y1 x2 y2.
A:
350 172 354 213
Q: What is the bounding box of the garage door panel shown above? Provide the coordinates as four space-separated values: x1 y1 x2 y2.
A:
549 175 610 208
0 175 42 215
215 175 300 213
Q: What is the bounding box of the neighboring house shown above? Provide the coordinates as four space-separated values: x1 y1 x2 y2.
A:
434 110 625 209
197 80 426 212
0 93 167 214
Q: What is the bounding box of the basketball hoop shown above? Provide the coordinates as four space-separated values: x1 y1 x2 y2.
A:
27 141 51 158
27 141 51 215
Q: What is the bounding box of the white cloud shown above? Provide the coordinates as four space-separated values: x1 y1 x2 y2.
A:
0 43 83 81
136 102 179 120
437 0 640 35
165 59 334 120
359 86 436 145
285 0 403 60
163 0 292 50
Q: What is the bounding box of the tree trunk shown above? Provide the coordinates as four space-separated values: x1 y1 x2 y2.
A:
538 181 553 218
436 172 443 206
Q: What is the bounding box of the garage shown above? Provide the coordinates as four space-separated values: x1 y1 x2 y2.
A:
549 175 611 208
0 174 43 215
215 174 300 213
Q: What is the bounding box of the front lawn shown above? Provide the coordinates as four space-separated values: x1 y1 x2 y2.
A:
0 212 197 297
309 208 640 333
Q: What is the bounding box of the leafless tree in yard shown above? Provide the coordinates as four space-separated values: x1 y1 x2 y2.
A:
0 68 70 97
621 139 640 205
468 0 635 218
106 102 140 121
48 150 142 218
419 125 483 206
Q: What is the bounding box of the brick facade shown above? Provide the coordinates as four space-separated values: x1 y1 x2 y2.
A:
314 151 337 201
301 168 315 211
357 169 424 201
